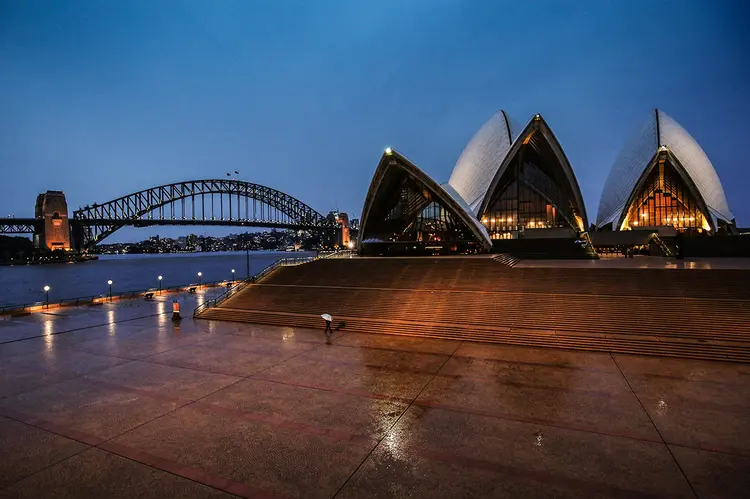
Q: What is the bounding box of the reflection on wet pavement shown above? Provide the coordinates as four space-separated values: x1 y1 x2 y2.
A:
0 295 748 498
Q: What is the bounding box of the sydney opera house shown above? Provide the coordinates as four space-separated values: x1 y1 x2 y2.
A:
358 109 737 257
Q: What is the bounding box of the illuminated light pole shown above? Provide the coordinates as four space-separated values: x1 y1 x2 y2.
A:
107 280 113 302
44 285 50 310
231 268 235 285
246 247 251 279
197 272 202 288
158 275 163 295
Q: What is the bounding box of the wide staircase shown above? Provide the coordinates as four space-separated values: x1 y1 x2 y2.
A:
491 237 599 259
198 257 750 363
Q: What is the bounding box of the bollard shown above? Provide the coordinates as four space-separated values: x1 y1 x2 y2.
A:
172 300 181 321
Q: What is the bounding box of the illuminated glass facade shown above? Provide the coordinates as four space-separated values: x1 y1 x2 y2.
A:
620 151 710 232
477 115 588 239
358 150 491 254
370 181 476 244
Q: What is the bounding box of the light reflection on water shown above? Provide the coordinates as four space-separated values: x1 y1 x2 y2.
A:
43 320 54 350
0 251 313 307
157 301 167 327
108 310 116 336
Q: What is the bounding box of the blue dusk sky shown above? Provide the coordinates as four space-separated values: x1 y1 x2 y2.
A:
1 0 749 241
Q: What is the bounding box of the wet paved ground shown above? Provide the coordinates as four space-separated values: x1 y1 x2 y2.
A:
1 294 749 498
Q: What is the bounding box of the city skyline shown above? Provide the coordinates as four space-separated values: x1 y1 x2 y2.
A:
2 1 749 242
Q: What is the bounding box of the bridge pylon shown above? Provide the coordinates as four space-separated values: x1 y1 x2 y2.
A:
34 191 71 251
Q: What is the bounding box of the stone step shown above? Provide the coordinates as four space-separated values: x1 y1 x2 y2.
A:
199 258 750 364
200 308 750 363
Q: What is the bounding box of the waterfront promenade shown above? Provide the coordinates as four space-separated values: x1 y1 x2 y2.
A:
0 293 748 498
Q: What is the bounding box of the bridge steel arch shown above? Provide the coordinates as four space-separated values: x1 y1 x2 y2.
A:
72 179 333 248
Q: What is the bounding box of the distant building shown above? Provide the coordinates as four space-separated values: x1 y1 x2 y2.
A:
326 211 351 248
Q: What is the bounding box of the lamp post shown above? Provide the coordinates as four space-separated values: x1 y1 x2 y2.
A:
246 247 250 278
231 268 235 285
158 275 162 295
43 285 50 310
197 272 202 288
107 280 113 302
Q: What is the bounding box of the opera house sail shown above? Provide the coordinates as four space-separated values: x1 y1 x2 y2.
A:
596 109 734 233
358 149 492 255
475 114 588 239
448 110 517 214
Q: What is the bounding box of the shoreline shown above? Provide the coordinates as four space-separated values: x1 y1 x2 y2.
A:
0 254 99 267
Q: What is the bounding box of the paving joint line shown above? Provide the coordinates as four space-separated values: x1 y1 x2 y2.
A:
331 340 463 498
610 353 700 499
0 356 140 404
134 329 343 378
0 433 94 494
0 311 167 346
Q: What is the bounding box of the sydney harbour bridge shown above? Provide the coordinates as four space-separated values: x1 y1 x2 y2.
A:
0 179 349 251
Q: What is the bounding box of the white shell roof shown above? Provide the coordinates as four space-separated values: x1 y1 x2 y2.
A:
448 110 516 214
596 109 732 227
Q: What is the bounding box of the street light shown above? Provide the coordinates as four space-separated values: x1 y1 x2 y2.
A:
43 285 50 310
197 272 202 288
246 247 251 278
231 268 235 284
107 280 113 302
158 275 163 295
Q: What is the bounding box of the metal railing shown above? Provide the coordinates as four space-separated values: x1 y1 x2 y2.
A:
650 233 673 257
192 256 316 317
0 279 233 316
319 249 355 259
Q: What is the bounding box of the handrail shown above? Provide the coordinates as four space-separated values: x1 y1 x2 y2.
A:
650 233 673 257
192 256 316 317
192 280 252 318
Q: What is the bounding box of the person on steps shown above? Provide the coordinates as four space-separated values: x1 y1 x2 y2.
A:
321 313 333 336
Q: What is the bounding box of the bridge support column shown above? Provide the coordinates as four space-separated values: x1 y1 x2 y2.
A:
34 191 71 251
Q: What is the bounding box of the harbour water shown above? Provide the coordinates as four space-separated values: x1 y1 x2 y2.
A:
0 251 314 307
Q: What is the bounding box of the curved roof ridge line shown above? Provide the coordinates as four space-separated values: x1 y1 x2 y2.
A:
500 110 513 143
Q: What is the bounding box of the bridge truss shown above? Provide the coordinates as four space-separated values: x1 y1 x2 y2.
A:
72 179 335 248
0 219 37 234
